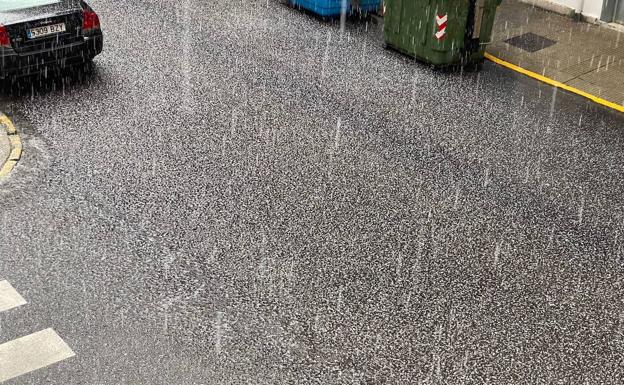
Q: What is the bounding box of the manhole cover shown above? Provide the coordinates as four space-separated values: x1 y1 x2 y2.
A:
505 32 557 52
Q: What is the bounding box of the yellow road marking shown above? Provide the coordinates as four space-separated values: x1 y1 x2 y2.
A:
0 115 17 134
484 52 624 114
0 113 21 179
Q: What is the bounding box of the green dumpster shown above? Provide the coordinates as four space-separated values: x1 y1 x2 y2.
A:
383 0 502 68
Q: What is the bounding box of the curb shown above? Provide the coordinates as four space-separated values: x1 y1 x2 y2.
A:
0 114 22 180
484 53 624 114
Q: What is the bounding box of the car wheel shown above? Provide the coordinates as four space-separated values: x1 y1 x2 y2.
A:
83 59 95 74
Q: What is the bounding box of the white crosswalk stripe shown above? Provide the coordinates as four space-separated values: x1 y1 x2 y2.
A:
0 280 27 312
0 328 75 383
0 281 75 383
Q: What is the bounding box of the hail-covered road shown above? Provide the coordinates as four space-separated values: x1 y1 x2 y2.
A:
1 0 624 383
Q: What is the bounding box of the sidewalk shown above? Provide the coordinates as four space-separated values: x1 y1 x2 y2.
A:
488 0 624 108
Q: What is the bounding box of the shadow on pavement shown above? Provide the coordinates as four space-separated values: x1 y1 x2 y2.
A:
0 62 100 99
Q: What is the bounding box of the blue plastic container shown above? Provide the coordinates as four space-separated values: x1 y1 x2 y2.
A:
289 0 381 17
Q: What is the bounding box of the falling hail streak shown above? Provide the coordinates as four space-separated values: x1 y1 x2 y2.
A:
547 225 555 250
549 87 558 118
337 286 344 312
340 0 348 33
334 117 341 151
180 0 193 115
163 300 170 332
230 109 237 138
395 251 403 278
214 311 226 355
494 240 502 268
321 32 331 78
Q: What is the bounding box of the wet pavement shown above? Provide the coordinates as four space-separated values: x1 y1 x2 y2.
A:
490 0 624 106
1 0 624 383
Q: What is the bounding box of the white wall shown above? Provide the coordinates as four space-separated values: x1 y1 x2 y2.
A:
549 0 604 18
581 0 605 18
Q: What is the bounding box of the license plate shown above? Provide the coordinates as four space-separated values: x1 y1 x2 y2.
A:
27 23 66 39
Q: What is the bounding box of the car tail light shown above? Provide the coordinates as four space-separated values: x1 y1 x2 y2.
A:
0 25 10 48
82 9 100 32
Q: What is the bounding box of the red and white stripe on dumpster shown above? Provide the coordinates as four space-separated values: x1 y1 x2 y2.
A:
435 14 447 40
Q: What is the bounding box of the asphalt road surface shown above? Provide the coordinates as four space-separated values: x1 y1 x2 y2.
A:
1 0 624 384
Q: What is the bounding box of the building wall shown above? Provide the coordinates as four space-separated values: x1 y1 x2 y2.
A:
550 0 605 18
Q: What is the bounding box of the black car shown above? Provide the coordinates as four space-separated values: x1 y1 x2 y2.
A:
0 0 103 79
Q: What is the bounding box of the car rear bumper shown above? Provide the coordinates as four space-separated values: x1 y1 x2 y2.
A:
0 32 103 79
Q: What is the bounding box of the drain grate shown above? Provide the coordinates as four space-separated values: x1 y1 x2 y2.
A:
505 32 557 53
